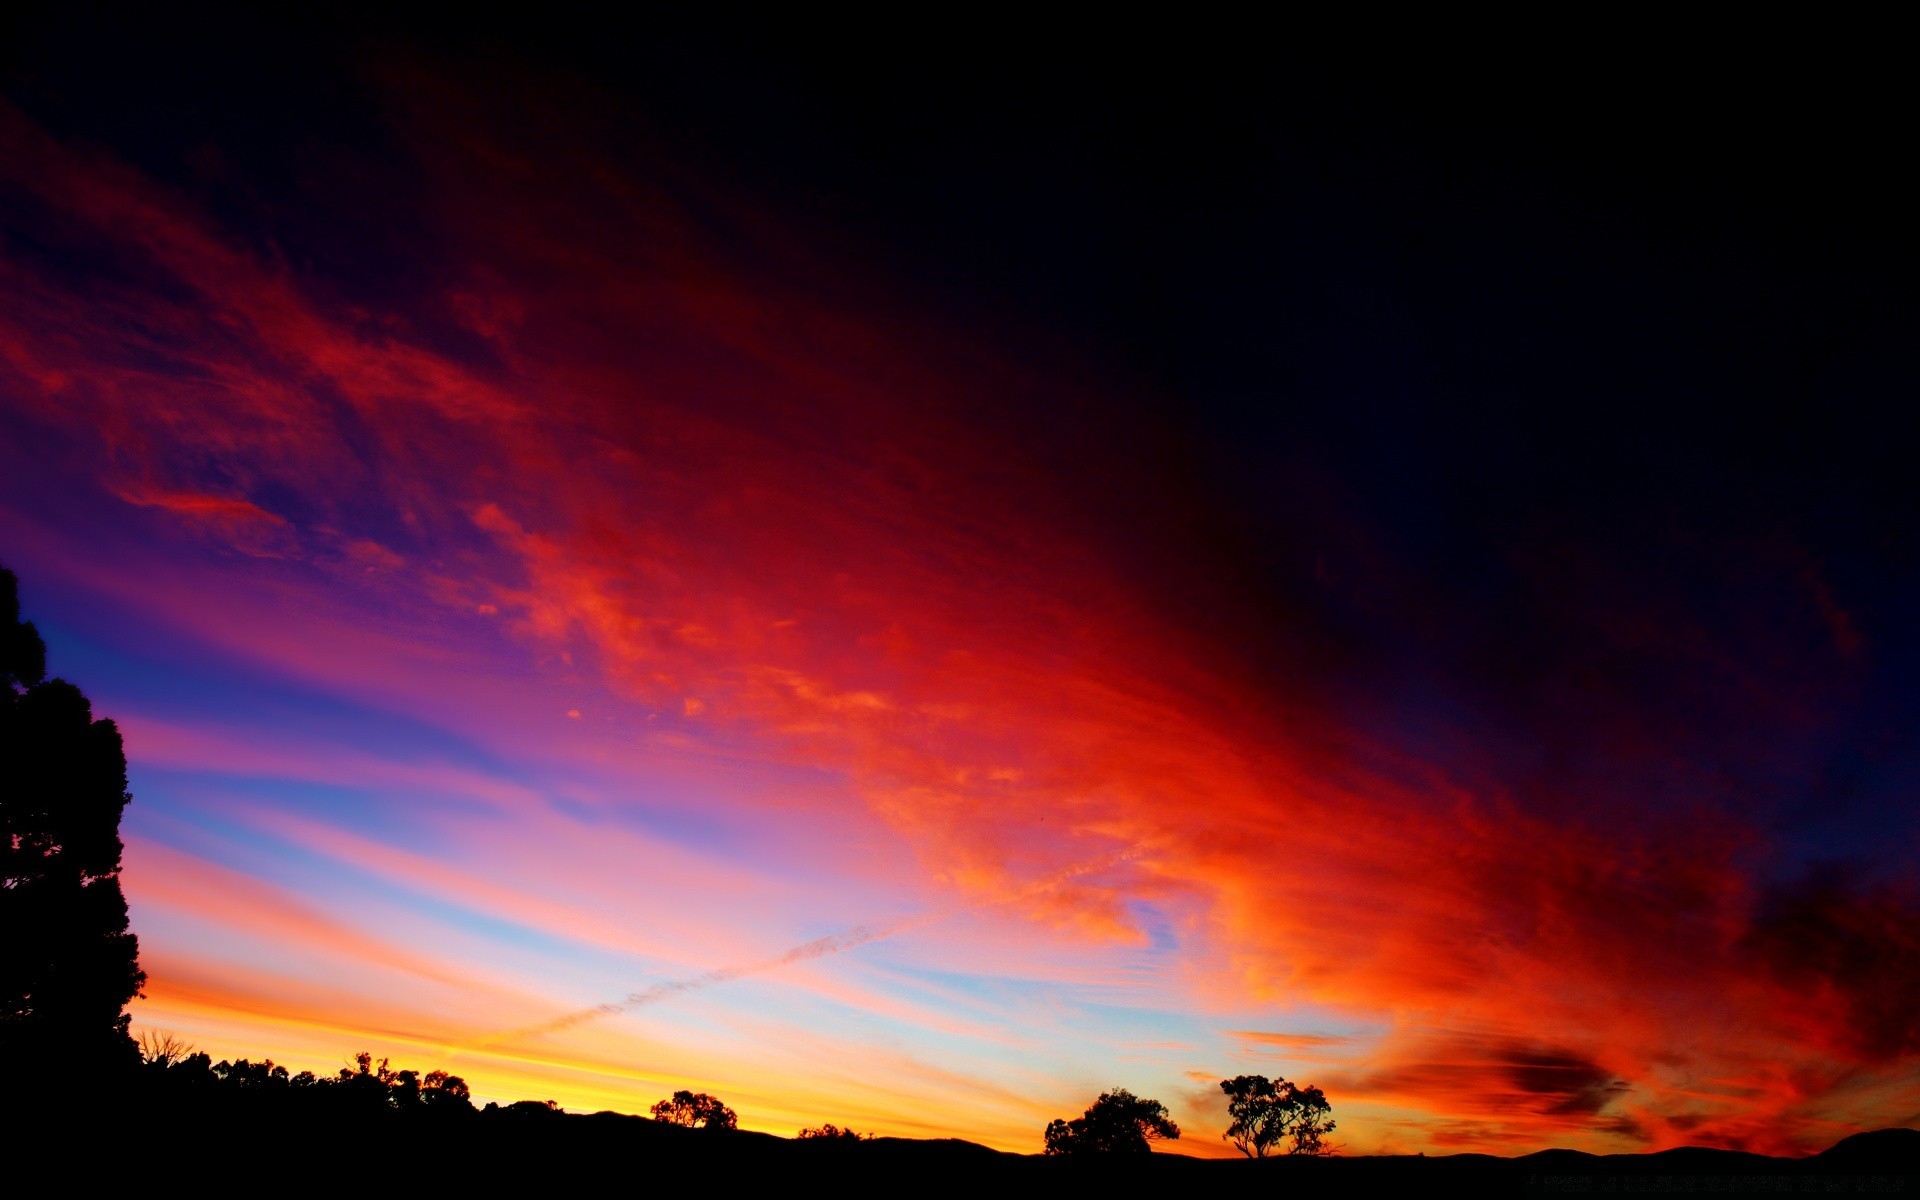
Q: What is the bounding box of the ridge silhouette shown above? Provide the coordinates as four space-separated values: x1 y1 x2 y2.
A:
19 1046 1919 1194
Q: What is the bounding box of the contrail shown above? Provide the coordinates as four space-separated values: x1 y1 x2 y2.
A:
453 844 1146 1054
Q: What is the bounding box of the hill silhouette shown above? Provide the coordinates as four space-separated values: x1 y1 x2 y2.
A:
7 1073 1913 1193
1814 1128 1920 1169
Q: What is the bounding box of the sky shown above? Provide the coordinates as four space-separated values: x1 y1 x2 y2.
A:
3 11 1918 1156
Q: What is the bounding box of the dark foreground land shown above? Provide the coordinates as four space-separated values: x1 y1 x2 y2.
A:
9 1097 1916 1196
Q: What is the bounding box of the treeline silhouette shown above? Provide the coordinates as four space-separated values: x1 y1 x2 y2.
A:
133 1037 483 1115
38 1034 1920 1192
132 1036 894 1141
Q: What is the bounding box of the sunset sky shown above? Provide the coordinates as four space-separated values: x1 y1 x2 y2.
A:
3 13 1916 1156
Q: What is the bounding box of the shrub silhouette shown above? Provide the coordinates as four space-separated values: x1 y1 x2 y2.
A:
1043 1088 1180 1156
1220 1074 1336 1156
651 1089 737 1130
0 565 145 1088
798 1122 869 1141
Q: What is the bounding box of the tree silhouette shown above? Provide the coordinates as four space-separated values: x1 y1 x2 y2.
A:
214 1057 293 1089
1042 1088 1180 1156
650 1089 737 1130
420 1069 474 1112
0 566 145 1087
337 1051 400 1111
1220 1074 1336 1157
321 1050 474 1113
137 1028 194 1069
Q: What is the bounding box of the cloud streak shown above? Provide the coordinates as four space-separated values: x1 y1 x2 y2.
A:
464 846 1149 1049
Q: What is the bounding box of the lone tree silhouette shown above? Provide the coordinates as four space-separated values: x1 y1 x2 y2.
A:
1220 1074 1336 1157
650 1089 737 1130
1043 1088 1180 1156
0 566 145 1087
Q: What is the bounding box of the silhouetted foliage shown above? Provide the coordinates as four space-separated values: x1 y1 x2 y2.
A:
330 1051 476 1113
217 1057 293 1089
1286 1085 1335 1155
651 1089 737 1130
1220 1074 1336 1157
137 1028 194 1069
131 1043 475 1119
0 566 145 1085
421 1069 475 1112
490 1099 563 1117
798 1122 869 1141
338 1050 399 1110
1042 1088 1180 1156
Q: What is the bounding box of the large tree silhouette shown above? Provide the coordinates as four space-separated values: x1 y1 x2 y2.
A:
1043 1088 1180 1156
0 566 145 1086
650 1089 737 1130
